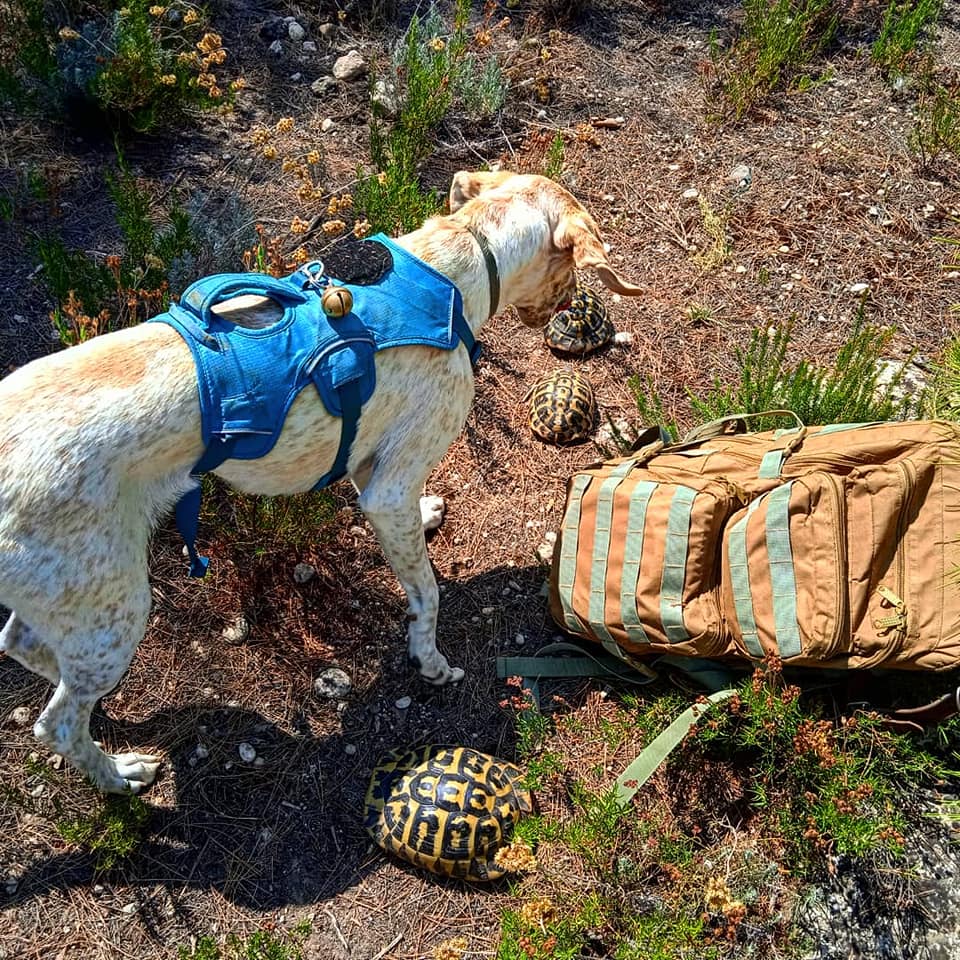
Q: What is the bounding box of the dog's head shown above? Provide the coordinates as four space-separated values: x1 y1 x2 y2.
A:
448 170 644 326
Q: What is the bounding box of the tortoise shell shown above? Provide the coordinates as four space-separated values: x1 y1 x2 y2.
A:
543 284 613 355
528 370 598 444
364 745 532 881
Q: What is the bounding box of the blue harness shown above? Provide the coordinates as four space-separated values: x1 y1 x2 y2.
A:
150 234 480 577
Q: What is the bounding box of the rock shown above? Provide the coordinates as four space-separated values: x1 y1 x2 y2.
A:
321 117 335 133
728 163 752 190
848 281 870 294
293 562 316 584
221 616 250 645
333 50 366 81
481 606 496 615
287 20 306 41
311 76 337 96
318 22 337 39
681 187 699 200
9 706 31 726
289 72 302 82
121 903 138 916
4 878 17 895
514 633 526 646
194 744 209 761
344 744 357 755
371 78 399 119
268 39 283 55
395 696 412 710
614 331 633 345
238 742 257 763
537 540 554 563
302 40 317 53
314 668 352 700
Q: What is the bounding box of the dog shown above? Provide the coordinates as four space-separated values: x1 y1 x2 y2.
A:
0 170 643 793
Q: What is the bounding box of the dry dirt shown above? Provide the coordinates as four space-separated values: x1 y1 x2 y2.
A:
2 1 960 958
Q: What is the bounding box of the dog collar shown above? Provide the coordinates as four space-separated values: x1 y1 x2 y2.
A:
465 225 500 318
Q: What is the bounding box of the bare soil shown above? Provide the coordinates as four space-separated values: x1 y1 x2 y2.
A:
2 1 960 958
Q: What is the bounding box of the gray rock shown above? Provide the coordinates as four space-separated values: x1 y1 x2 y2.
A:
314 667 352 700
221 616 250 645
371 78 399 119
293 562 316 584
728 163 752 191
268 39 283 55
9 706 31 726
395 695 412 709
318 22 337 39
333 50 366 81
302 40 317 53
287 21 306 41
311 76 337 96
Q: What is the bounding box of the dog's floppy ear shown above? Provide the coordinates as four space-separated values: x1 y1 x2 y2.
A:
554 210 645 296
449 169 516 211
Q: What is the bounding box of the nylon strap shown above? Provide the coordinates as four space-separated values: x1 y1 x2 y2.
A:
614 689 736 804
766 482 802 658
588 462 636 658
758 449 786 479
465 225 500 318
621 480 658 645
557 475 593 634
660 486 696 643
727 499 764 658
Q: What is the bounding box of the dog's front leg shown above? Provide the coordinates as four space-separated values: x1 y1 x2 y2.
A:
360 486 463 685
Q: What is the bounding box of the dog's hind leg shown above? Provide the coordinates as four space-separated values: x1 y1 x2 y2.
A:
360 484 463 685
31 580 160 794
1 612 60 685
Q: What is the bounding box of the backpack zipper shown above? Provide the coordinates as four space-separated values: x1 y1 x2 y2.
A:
822 472 849 659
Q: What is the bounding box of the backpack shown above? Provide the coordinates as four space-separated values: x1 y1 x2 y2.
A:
548 415 960 673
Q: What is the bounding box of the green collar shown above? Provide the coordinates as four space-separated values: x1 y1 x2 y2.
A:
465 225 500 318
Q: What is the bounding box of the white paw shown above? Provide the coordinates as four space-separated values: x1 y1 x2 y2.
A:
419 495 446 532
106 752 161 794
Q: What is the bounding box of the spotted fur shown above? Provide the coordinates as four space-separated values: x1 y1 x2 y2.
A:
0 171 644 793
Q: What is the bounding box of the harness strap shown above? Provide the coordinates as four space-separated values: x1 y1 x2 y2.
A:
313 378 363 489
465 225 500 319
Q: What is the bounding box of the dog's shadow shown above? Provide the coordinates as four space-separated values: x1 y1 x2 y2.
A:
0 560 555 914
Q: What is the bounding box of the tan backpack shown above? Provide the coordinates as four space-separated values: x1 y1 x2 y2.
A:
548 416 960 672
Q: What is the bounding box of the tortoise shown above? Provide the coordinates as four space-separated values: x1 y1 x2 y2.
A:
543 283 613 355
528 370 598 444
364 745 533 881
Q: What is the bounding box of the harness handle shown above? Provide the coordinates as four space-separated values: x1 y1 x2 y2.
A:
178 273 309 327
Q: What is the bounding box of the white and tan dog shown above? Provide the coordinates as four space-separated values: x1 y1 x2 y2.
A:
0 171 642 793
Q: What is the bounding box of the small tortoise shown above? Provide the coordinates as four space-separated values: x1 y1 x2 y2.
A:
528 370 598 444
543 283 613 355
364 745 533 881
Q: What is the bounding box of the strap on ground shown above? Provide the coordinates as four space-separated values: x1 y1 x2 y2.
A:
614 688 736 806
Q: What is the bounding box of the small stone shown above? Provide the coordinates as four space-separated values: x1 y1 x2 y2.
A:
194 744 209 761
681 188 699 199
537 541 554 563
221 616 250 645
318 22 337 39
344 744 357 756
332 50 366 81
269 39 283 55
515 633 526 646
121 903 138 915
314 667 352 699
481 606 496 615
371 78 399 119
395 696 412 710
311 76 337 96
9 706 31 726
289 72 302 82
544 531 557 544
287 21 306 41
613 331 633 345
293 562 316 584
848 282 870 294
238 743 257 763
29 785 44 798
4 878 17 895
302 40 317 52
321 117 335 133
728 163 752 189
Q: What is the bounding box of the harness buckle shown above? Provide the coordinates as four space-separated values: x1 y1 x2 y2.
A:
299 260 329 292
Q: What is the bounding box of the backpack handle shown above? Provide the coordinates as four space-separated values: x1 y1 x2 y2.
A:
682 409 804 443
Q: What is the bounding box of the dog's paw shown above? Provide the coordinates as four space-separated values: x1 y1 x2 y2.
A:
411 653 464 685
419 495 446 532
104 752 162 794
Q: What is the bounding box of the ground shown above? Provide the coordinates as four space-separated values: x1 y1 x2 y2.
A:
1 1 960 958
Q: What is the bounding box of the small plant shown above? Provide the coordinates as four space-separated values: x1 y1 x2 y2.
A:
0 0 59 104
910 76 960 169
500 675 550 757
178 923 311 960
563 785 631 873
36 154 196 346
56 795 150 872
872 0 944 78
681 311 921 431
497 893 607 960
543 131 566 181
704 0 837 121
694 198 731 269
51 0 242 133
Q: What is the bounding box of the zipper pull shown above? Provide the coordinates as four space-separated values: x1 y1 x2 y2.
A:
873 586 907 636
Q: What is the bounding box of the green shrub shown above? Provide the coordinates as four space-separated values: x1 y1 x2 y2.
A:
705 0 837 121
56 795 150 872
873 0 944 77
178 923 311 960
910 76 960 168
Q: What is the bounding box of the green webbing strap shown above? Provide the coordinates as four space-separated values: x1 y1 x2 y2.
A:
588 462 636 658
682 410 804 443
614 689 736 804
557 475 593 634
497 642 658 709
621 480 658 645
815 422 877 435
758 449 786 479
727 499 764 658
660 487 696 643
765 482 802 658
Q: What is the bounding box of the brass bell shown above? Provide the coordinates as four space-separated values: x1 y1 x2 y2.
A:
321 285 353 318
